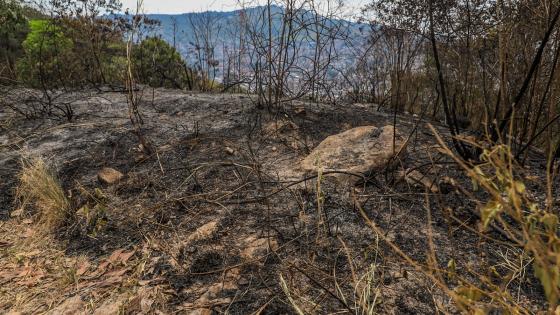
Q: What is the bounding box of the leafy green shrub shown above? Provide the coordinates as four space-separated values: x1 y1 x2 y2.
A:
16 17 128 88
17 19 78 88
103 55 128 84
62 17 128 86
0 0 29 83
134 37 194 89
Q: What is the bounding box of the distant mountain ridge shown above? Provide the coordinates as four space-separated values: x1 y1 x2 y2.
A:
135 5 370 73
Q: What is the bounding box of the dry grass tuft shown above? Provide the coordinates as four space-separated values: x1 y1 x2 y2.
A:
355 263 381 314
16 157 71 231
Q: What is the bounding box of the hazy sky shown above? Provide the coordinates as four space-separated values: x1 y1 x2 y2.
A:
119 0 368 14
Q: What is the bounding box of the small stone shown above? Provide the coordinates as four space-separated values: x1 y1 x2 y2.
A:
224 146 235 155
187 221 219 243
263 120 298 134
241 236 278 259
97 167 124 185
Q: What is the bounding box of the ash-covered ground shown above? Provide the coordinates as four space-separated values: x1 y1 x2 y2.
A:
0 88 547 313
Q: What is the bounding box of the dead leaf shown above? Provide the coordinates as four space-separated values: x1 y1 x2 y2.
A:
76 261 91 276
13 266 46 287
0 270 17 283
97 260 110 272
119 250 135 263
17 266 33 277
138 277 164 286
141 297 154 313
79 271 127 289
108 249 125 263
108 249 136 265
47 295 85 315
104 268 129 278
19 272 45 287
92 295 127 315
138 279 152 286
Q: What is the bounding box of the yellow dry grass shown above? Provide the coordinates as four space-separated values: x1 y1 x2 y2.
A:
16 157 70 231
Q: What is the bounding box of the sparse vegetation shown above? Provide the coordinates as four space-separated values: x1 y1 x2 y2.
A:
1 0 560 313
134 37 195 89
17 19 76 88
16 157 71 232
0 0 29 83
433 130 560 313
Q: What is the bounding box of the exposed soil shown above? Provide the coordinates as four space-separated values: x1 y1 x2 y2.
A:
0 88 548 314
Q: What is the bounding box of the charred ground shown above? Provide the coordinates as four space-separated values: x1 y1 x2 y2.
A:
0 88 550 313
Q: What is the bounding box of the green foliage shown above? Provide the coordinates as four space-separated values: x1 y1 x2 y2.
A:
134 37 192 89
4 4 190 90
103 55 128 84
4 0 127 89
17 19 78 87
0 0 27 41
62 16 129 85
0 0 29 82
16 17 128 88
23 20 73 55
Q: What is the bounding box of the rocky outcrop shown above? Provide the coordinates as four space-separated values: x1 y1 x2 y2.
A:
301 125 407 184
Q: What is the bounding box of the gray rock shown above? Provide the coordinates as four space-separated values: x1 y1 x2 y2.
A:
301 125 407 184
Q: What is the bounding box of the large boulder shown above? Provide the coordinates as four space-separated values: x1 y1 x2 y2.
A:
301 125 407 184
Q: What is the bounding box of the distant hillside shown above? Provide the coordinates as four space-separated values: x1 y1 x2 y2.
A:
138 6 371 76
